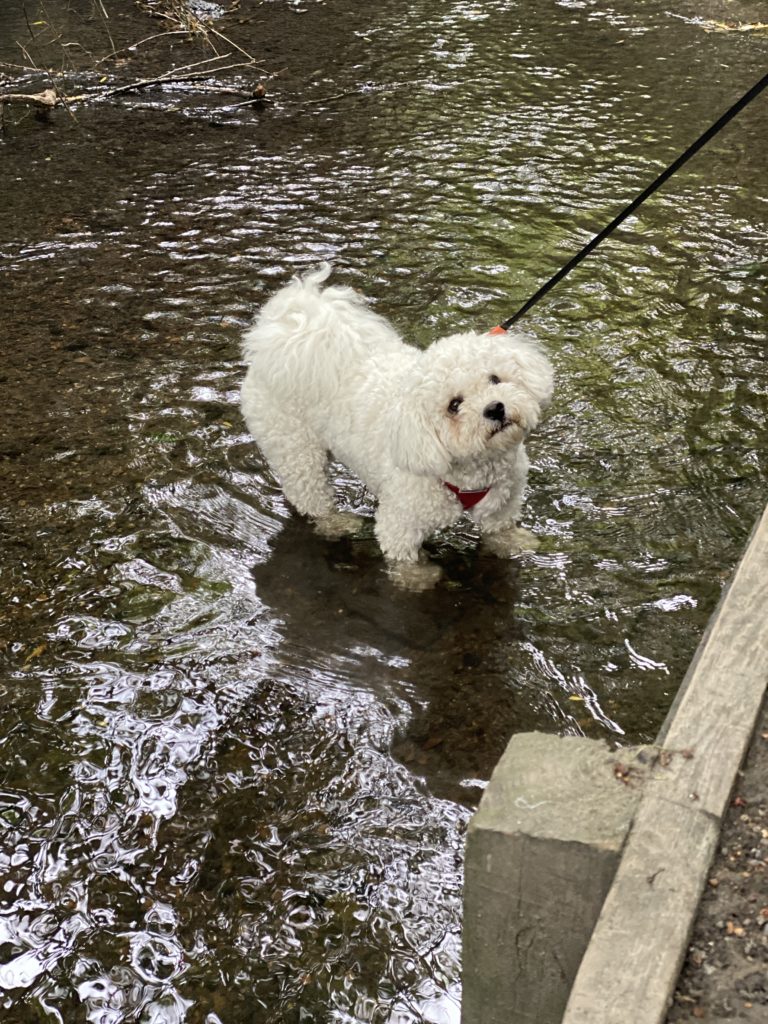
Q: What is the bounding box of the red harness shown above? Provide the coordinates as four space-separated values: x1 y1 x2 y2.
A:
443 482 491 510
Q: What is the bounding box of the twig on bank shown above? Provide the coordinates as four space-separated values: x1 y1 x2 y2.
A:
299 90 360 107
0 60 54 73
148 52 235 77
2 5 271 119
94 0 117 55
12 21 78 123
94 30 189 65
136 0 262 64
667 13 768 33
204 23 258 64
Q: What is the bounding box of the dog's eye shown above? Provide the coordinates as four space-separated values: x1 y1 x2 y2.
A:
447 396 463 415
489 374 501 385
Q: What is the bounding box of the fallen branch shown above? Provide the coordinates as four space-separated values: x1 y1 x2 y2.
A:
0 87 58 108
0 75 271 113
80 61 266 102
1 41 272 115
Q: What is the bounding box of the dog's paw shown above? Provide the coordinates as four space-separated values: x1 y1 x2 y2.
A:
313 511 366 539
482 525 540 558
386 558 443 592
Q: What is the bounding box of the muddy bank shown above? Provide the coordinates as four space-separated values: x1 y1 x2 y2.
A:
667 704 768 1024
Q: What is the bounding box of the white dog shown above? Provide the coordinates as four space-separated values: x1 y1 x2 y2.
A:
240 265 553 585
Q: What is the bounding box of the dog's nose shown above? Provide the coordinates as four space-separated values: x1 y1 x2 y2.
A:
483 401 505 423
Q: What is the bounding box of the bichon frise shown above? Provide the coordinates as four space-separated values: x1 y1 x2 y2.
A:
240 264 553 587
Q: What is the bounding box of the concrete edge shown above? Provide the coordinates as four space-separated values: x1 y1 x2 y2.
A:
461 735 652 1024
560 504 768 1024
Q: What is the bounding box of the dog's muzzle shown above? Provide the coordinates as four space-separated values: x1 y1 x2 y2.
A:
484 401 525 437
484 401 505 423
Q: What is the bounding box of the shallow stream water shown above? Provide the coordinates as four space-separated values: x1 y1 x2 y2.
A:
1 1 766 1021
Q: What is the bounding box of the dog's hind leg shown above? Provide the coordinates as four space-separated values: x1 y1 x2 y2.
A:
256 422 337 520
253 421 364 536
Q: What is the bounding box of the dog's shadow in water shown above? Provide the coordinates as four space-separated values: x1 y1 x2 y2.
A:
251 517 534 805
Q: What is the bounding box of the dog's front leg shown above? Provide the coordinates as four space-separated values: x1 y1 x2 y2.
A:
474 460 539 557
476 495 540 557
374 478 455 589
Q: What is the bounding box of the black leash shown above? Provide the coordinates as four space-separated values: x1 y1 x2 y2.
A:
495 70 768 332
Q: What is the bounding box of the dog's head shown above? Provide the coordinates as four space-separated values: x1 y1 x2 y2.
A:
391 331 553 477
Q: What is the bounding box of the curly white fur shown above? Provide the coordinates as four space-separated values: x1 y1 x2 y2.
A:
240 264 553 570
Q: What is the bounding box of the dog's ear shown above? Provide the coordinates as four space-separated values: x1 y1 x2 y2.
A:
504 336 554 411
390 387 452 478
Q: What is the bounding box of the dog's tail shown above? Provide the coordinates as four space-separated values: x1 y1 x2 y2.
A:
298 261 333 290
241 261 379 367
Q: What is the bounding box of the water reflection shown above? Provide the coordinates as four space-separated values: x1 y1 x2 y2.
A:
252 518 538 802
1 0 766 1020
